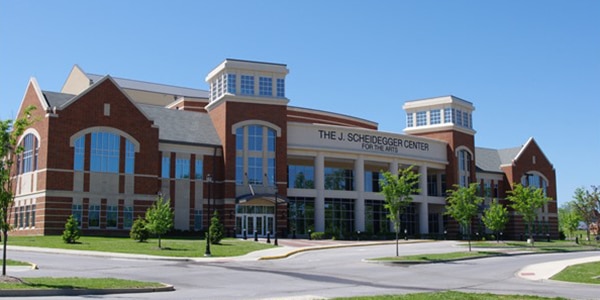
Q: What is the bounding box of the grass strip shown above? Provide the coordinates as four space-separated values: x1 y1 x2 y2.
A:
370 251 503 263
0 277 165 290
0 259 31 266
335 290 567 299
551 261 600 284
8 236 274 257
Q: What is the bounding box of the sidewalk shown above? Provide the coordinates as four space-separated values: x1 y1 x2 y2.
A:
517 255 600 281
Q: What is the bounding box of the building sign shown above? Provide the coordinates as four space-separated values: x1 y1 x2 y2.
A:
288 124 447 162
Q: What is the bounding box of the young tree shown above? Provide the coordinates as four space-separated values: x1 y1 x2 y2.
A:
571 186 600 242
558 203 580 239
445 183 483 252
62 215 81 244
209 210 224 244
507 183 551 246
145 195 174 249
0 106 35 276
482 199 509 243
379 166 420 256
130 216 150 242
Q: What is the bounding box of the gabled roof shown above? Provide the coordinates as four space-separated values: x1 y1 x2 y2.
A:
87 74 209 99
475 145 522 173
138 104 221 146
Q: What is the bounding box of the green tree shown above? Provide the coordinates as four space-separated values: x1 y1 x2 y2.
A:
571 186 599 242
145 195 174 249
130 216 150 242
209 210 224 244
379 166 420 256
62 215 81 244
558 203 580 239
445 183 483 252
0 105 36 276
507 183 551 246
482 199 509 243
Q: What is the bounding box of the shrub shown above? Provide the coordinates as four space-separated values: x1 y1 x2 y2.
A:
62 215 80 244
209 211 224 244
130 216 150 242
311 231 325 240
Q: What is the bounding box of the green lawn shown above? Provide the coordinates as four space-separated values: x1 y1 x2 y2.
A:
335 291 567 299
8 236 275 257
468 240 598 252
551 261 600 284
0 277 165 290
1 259 31 266
370 251 503 263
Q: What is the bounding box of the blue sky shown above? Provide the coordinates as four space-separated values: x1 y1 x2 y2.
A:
1 1 598 206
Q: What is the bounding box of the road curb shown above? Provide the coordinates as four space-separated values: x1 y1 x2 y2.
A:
0 283 174 297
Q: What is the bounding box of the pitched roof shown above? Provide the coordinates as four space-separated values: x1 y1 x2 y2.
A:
475 146 522 173
138 104 221 146
87 74 209 99
43 90 76 108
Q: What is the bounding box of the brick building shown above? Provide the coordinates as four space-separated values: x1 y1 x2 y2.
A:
9 59 558 239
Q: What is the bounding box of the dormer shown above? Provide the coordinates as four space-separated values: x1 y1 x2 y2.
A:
403 95 476 136
204 59 289 111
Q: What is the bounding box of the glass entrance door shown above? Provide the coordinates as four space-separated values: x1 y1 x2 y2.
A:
236 214 274 237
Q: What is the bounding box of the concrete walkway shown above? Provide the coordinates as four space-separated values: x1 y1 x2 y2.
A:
517 255 600 281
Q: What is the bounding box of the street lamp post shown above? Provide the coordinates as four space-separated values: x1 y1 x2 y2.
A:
205 174 213 257
274 186 278 246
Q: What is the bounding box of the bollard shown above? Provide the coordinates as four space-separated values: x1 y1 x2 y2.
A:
266 231 271 244
293 229 296 239
243 230 247 240
254 230 258 242
308 229 312 240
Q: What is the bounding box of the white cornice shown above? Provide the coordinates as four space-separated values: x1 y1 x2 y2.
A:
205 95 289 112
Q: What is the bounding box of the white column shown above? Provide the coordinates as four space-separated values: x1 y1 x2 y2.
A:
419 165 429 234
390 159 399 175
314 153 325 232
354 156 365 232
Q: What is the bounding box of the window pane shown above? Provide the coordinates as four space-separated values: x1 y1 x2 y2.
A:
90 132 120 173
74 136 85 171
259 77 272 96
416 111 427 126
125 140 135 174
162 156 170 178
227 74 236 94
195 159 203 179
88 205 100 227
175 158 190 179
248 125 262 151
267 129 276 152
241 75 254 95
276 78 285 97
430 110 441 125
288 165 315 189
123 206 133 229
107 205 118 228
406 113 413 127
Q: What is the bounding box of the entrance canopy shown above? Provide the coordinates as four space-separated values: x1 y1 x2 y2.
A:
236 193 288 206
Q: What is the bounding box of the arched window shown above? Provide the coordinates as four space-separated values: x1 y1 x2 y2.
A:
522 172 548 196
457 149 471 187
19 133 39 174
72 129 137 174
235 124 277 186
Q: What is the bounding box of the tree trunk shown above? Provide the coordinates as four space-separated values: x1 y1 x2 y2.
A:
158 235 162 249
395 230 399 257
2 229 7 276
529 222 534 247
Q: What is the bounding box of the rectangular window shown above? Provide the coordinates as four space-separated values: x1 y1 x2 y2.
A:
236 127 244 150
324 198 355 234
236 156 244 185
19 206 24 228
364 171 382 193
175 158 190 179
216 74 224 98
125 140 135 174
444 108 453 123
456 110 463 126
288 165 315 189
31 204 36 227
194 209 203 231
13 206 18 228
74 136 85 171
430 110 441 125
406 113 414 127
241 75 254 95
259 77 272 96
427 174 438 196
416 111 427 126
276 78 285 97
324 167 354 191
90 132 120 173
106 205 118 228
248 157 263 185
365 200 390 235
248 125 263 151
161 156 170 178
463 112 469 128
287 197 315 236
195 159 203 180
24 205 30 227
267 158 275 186
72 204 83 227
123 206 133 229
267 129 276 152
22 134 34 173
88 205 100 228
227 74 236 94
441 174 447 196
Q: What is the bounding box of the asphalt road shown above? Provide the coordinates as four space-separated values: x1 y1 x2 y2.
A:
7 241 600 300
